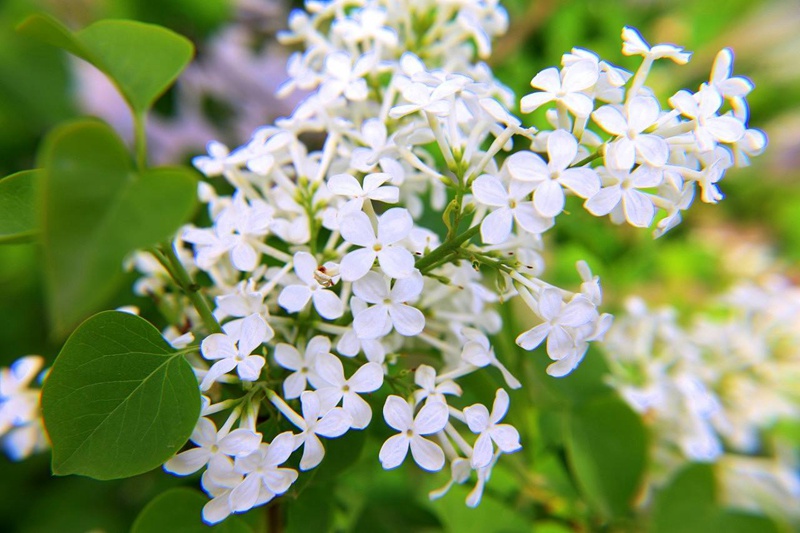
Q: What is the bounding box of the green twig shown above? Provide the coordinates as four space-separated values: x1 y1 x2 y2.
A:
415 223 481 273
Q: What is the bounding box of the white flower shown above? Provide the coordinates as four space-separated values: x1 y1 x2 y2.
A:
505 130 600 217
291 391 352 470
278 252 344 319
337 298 389 363
708 48 753 100
230 433 298 513
318 51 375 103
413 365 462 405
314 354 384 429
164 417 261 475
379 395 449 471
472 174 553 244
274 336 331 399
515 288 597 360
460 328 521 389
0 356 44 435
520 60 599 116
592 96 669 169
200 314 273 390
464 389 522 468
328 172 399 214
352 271 426 339
621 26 691 64
669 87 745 152
585 165 662 227
339 208 415 281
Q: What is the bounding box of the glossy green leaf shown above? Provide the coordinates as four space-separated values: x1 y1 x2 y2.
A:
564 394 647 520
17 14 193 115
0 170 39 243
41 311 201 479
132 488 252 533
38 120 196 335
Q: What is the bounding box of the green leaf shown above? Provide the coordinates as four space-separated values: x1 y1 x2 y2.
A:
651 463 781 533
286 484 334 533
41 311 201 480
132 488 252 533
0 170 39 243
564 394 647 521
38 120 196 335
17 14 193 115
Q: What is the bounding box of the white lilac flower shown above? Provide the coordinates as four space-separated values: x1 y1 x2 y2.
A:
413 365 462 406
318 51 375 103
520 60 598 117
0 356 44 435
505 129 599 217
379 395 449 472
592 96 669 170
339 208 415 281
621 26 691 64
708 48 753 101
669 87 745 152
200 314 273 391
460 328 521 389
472 174 553 244
463 389 522 468
585 165 661 227
274 336 331 399
352 271 425 339
327 172 399 214
515 287 597 361
278 252 344 319
291 391 352 470
314 354 384 429
230 433 298 513
336 297 389 363
164 417 261 475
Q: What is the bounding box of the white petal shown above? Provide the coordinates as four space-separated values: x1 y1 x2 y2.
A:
547 129 578 171
635 135 669 167
472 175 508 207
203 495 232 524
546 326 576 360
219 429 262 457
292 251 318 284
353 305 390 339
622 189 655 227
628 96 660 133
378 247 415 279
471 433 493 469
340 211 376 247
377 208 413 244
388 304 425 336
379 434 410 469
340 248 377 282
706 116 745 143
414 401 449 435
585 186 621 216
278 285 312 313
560 168 600 198
383 395 413 431
312 290 344 320
229 475 261 513
352 271 389 303
505 151 549 182
490 425 522 453
606 138 635 170
348 362 384 393
316 408 352 438
529 67 561 93
562 59 599 92
201 333 238 361
514 205 553 235
283 372 307 400
390 271 424 302
533 180 565 218
328 173 363 196
315 353 345 387
231 243 258 272
409 436 445 471
520 91 555 113
164 448 211 475
562 92 594 118
274 343 302 371
591 105 627 135
480 208 513 244
515 323 550 351
463 404 490 433
238 314 268 355
200 359 238 391
343 392 373 429
237 356 265 381
299 434 325 470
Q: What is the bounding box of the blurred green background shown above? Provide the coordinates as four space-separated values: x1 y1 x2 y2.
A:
0 0 798 531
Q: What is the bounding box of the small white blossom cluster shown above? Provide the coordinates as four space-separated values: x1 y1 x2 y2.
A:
131 0 764 523
602 276 800 518
0 356 49 461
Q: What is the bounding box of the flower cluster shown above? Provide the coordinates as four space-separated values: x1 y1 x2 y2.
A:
123 0 765 523
0 356 48 461
602 274 800 519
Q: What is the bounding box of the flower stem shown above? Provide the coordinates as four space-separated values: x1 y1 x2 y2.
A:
415 223 481 273
154 244 222 334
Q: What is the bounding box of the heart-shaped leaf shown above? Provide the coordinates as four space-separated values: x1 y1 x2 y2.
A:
0 170 39 243
17 14 193 115
38 119 196 335
42 311 201 480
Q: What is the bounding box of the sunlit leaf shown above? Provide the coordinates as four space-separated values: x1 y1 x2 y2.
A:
42 311 201 479
0 170 39 243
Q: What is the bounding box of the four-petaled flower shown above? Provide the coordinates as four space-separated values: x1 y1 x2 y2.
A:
379 395 449 471
463 389 522 468
200 314 273 391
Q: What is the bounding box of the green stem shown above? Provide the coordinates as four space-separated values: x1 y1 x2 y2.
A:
415 223 481 273
155 244 222 334
574 149 603 168
133 112 148 171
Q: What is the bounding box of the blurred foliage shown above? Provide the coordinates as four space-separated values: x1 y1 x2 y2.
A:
0 0 798 531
